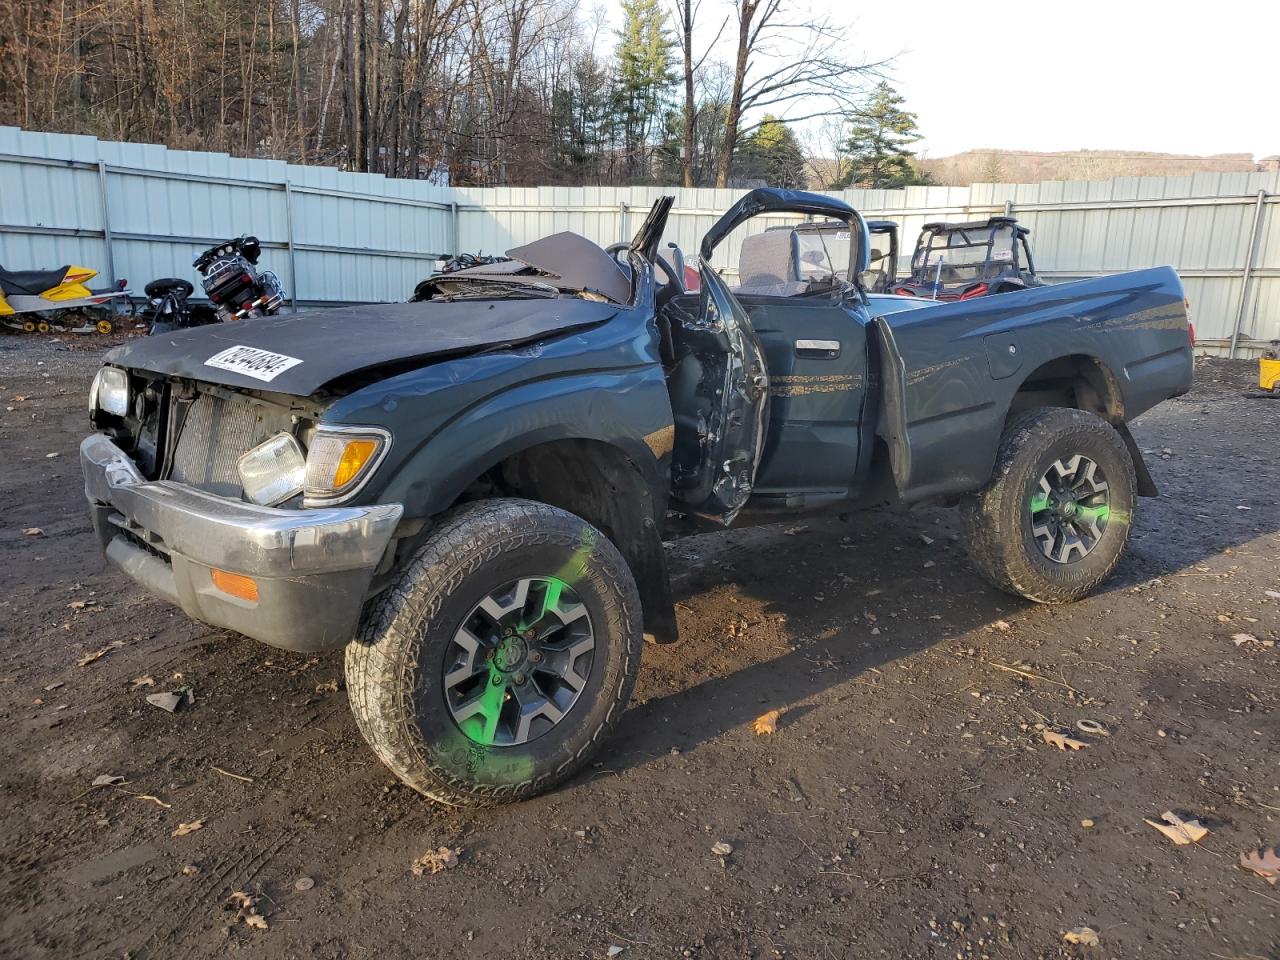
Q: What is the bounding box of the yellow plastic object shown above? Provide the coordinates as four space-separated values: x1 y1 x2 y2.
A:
0 293 12 316
40 265 97 301
1260 358 1280 392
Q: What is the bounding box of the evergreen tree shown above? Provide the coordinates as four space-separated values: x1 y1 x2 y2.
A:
736 115 807 188
615 0 677 182
836 82 927 189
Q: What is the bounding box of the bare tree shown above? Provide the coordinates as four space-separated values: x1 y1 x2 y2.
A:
670 0 726 188
715 0 881 187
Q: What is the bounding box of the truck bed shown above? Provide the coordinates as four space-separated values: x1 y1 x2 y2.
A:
874 266 1193 503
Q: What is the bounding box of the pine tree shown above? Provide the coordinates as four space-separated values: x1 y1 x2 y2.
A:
615 0 677 182
836 82 927 189
736 115 807 188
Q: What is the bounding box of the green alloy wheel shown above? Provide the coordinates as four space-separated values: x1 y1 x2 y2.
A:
345 499 642 806
962 407 1137 604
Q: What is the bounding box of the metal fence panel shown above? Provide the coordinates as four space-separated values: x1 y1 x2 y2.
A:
1 126 1276 355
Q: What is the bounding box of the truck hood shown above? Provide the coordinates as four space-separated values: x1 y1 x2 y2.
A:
107 298 619 396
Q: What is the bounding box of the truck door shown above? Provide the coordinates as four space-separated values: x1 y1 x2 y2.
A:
666 267 770 525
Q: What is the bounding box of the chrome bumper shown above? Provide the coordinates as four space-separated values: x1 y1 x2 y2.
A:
80 433 404 651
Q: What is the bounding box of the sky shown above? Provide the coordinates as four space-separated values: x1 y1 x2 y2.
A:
603 0 1278 160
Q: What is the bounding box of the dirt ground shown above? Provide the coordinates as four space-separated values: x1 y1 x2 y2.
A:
0 332 1277 960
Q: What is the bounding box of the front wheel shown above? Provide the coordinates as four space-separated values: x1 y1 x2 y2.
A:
345 498 642 806
961 407 1137 603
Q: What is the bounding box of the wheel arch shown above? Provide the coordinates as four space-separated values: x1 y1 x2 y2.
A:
1007 353 1125 423
448 436 678 644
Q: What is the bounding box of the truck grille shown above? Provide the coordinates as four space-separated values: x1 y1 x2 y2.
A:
169 392 268 498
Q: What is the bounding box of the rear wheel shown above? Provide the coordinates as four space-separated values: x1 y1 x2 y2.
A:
961 407 1137 603
345 498 642 806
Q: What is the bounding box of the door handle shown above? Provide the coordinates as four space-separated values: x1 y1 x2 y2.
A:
795 338 841 358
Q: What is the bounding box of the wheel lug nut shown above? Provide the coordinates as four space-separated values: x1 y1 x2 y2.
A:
514 673 526 685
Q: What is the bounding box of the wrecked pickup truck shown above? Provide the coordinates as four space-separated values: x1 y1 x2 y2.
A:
81 188 1193 806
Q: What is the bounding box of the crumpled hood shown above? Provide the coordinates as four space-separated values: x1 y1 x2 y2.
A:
107 298 619 396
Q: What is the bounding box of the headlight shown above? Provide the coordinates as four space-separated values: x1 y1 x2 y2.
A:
237 433 307 506
303 426 390 504
90 367 129 418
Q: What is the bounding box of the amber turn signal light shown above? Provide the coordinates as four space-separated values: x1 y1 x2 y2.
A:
211 569 260 603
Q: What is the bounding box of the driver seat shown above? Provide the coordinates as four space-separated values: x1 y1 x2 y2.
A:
733 230 808 298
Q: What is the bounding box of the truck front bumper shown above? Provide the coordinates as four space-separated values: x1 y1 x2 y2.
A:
80 433 404 651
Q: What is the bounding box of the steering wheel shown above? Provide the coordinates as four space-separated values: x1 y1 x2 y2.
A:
606 242 684 297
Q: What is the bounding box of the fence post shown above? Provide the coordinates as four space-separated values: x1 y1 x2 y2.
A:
450 200 459 258
283 180 299 310
619 201 629 242
96 161 116 286
1229 189 1268 359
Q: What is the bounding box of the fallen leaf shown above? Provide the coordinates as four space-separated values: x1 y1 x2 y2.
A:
67 600 95 610
410 846 461 875
992 619 1011 631
77 639 125 667
135 794 172 809
752 709 781 736
1232 633 1258 646
1063 926 1099 946
1144 811 1209 845
226 891 269 929
130 675 155 689
711 841 733 857
172 818 205 837
1239 847 1280 884
92 774 125 787
12 395 27 402
315 679 339 693
1043 730 1088 751
23 527 44 537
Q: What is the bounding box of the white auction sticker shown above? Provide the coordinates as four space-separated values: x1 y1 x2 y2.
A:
205 345 303 382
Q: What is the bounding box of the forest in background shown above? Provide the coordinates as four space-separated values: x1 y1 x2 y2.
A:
1 0 921 188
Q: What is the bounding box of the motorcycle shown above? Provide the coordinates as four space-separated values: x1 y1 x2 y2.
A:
0 264 132 334
192 235 286 322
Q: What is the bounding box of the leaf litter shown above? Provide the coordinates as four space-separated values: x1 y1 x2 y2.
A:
1042 730 1088 751
410 846 461 875
752 709 781 735
1238 847 1280 884
1143 811 1209 845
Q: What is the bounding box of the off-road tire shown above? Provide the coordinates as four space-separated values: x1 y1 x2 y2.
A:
344 498 642 806
961 407 1137 603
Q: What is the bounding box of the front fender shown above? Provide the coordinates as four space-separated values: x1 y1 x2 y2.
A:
378 366 674 519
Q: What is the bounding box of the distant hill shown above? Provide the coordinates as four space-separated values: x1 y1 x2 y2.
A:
917 149 1267 186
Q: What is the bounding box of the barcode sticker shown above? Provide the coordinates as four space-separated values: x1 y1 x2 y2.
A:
205 345 303 382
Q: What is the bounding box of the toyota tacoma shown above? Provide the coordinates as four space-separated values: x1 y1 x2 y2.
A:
81 189 1194 805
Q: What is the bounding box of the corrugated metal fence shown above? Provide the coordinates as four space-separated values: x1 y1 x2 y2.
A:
3 126 1277 355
